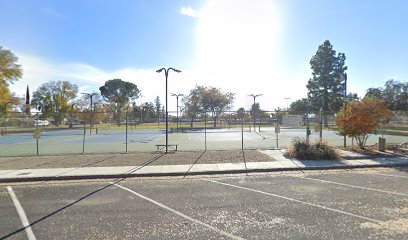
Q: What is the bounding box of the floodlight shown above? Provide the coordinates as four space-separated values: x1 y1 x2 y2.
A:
169 68 181 73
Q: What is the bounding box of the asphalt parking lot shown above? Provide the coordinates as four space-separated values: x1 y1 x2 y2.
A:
1 168 407 239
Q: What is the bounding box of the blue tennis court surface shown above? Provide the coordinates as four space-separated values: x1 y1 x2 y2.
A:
1 127 407 156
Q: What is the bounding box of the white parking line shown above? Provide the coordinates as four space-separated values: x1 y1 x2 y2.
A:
367 172 408 179
7 186 37 240
111 182 246 240
203 179 382 223
289 175 408 197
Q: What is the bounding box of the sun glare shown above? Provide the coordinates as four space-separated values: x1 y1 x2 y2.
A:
195 0 280 88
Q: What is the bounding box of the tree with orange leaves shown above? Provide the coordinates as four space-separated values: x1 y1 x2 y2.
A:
336 97 393 148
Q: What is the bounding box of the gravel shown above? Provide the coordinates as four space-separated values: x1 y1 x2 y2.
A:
0 150 275 170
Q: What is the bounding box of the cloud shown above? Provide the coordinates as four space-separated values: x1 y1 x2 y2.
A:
180 6 200 18
10 53 189 111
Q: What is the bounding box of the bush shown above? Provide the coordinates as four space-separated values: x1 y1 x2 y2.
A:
336 97 393 148
287 137 338 160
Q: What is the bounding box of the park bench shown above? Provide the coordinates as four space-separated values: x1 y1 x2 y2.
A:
155 144 178 152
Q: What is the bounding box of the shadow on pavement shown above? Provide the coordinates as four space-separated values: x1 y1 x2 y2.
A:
0 153 165 240
183 150 206 177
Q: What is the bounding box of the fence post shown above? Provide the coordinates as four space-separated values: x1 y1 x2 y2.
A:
241 117 244 150
204 112 207 150
319 108 323 140
275 122 280 149
36 112 39 156
306 111 310 142
82 121 86 154
125 111 128 153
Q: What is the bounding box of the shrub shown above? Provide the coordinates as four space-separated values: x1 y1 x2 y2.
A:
286 137 338 160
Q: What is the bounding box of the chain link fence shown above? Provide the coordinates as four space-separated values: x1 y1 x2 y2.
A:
0 110 407 157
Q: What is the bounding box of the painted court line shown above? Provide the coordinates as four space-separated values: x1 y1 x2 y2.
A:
290 175 408 197
111 182 246 240
203 179 382 223
6 186 37 240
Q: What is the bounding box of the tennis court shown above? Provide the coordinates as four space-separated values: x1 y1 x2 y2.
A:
1 126 406 157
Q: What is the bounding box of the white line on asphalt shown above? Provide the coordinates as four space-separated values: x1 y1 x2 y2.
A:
111 182 246 240
203 179 383 223
289 175 408 197
7 186 37 240
367 172 408 179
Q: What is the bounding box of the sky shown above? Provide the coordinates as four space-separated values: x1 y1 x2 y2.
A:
1 0 408 111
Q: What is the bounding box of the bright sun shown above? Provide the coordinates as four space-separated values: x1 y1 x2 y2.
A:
195 0 281 90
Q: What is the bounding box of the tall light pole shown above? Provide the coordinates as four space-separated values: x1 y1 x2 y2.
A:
284 97 291 112
171 93 184 132
248 94 263 131
157 67 181 153
343 73 348 148
81 92 98 135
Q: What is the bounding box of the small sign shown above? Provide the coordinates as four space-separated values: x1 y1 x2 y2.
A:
33 131 41 139
275 125 280 134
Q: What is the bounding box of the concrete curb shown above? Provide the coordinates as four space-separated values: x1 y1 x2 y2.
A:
1 162 407 183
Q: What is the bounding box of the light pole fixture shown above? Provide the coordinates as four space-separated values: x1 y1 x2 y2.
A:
81 92 98 135
171 93 184 133
248 94 263 131
284 97 291 111
343 72 348 148
157 67 181 153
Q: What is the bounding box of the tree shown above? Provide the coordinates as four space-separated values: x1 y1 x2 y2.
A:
289 98 309 114
202 87 235 127
365 80 408 111
365 87 383 99
182 85 235 127
31 81 78 125
307 40 347 115
237 107 246 119
99 79 140 126
182 85 206 127
250 103 261 118
0 95 19 115
347 92 359 101
336 97 393 148
75 93 105 127
0 46 23 107
273 107 285 125
154 96 161 123
141 102 155 123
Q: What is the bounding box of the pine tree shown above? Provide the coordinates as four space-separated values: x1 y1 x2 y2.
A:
307 40 347 114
